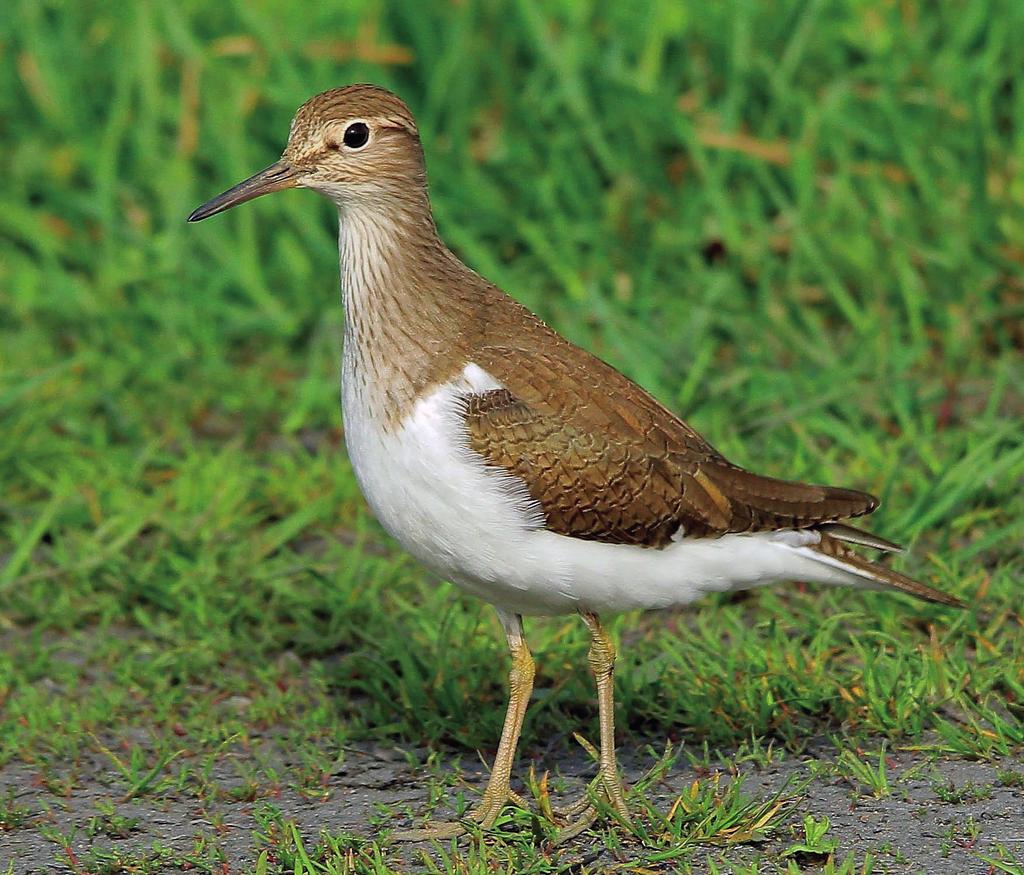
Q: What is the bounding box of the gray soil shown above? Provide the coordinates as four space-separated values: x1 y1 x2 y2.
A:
1 738 1021 874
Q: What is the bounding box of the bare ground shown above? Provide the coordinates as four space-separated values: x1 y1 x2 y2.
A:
1 736 1021 873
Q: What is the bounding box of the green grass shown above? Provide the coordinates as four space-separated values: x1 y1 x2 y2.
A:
2 0 1023 871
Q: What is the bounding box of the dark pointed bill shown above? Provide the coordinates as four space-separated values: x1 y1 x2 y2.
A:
187 161 298 222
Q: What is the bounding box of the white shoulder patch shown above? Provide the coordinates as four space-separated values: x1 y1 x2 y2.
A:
460 362 504 393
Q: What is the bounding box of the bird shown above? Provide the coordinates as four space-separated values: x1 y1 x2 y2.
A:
188 84 962 842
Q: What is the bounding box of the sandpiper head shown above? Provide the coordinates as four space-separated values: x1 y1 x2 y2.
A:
188 84 424 222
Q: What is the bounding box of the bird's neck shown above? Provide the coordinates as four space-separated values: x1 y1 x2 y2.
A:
336 198 482 430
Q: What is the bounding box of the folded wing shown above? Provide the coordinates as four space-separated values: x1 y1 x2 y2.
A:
462 387 876 547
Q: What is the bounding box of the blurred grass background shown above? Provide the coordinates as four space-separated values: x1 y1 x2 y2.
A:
2 0 1024 796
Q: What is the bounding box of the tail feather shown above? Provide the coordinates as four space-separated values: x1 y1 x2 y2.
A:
817 523 903 554
808 533 963 608
703 466 879 531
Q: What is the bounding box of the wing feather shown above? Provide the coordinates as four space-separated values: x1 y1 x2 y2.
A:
462 385 877 547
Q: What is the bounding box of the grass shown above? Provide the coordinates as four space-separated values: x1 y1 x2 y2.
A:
2 0 1023 871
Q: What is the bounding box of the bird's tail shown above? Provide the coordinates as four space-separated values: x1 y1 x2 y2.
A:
790 524 964 608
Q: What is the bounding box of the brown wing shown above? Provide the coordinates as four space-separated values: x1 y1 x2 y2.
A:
463 384 877 548
444 285 878 547
468 387 876 545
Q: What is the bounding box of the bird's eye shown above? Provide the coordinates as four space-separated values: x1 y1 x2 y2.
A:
343 122 370 149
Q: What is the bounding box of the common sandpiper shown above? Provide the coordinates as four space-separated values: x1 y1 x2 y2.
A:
189 84 961 841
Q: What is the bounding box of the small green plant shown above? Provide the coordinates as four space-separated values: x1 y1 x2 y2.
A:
939 816 983 857
837 744 892 798
931 779 993 804
644 772 793 852
253 821 380 875
0 787 31 831
873 842 910 865
252 801 287 855
788 851 876 875
90 736 184 801
996 769 1024 789
85 799 140 839
977 844 1024 875
783 814 838 864
74 843 179 875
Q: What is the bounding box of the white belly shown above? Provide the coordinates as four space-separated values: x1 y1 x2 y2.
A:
341 362 862 616
342 361 569 613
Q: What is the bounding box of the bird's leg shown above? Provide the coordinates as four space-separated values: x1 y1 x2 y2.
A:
391 612 534 841
469 616 535 824
553 612 631 841
586 612 631 817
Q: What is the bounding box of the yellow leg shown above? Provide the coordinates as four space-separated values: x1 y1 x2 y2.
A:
391 613 534 841
554 612 631 842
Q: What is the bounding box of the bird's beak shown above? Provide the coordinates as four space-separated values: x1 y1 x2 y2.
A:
187 160 299 222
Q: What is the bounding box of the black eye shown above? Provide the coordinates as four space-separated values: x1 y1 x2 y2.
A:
343 122 369 149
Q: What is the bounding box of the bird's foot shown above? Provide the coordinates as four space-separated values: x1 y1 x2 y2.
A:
390 788 531 841
550 769 632 845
